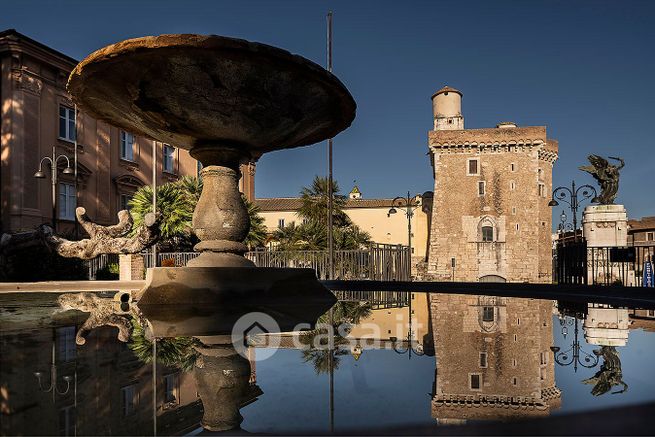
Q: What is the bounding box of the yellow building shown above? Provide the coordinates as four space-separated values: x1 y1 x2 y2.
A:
254 187 432 262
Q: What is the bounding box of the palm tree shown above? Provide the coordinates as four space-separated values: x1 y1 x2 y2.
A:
243 195 267 249
299 176 349 226
128 184 193 241
130 176 266 250
175 175 203 205
128 318 199 372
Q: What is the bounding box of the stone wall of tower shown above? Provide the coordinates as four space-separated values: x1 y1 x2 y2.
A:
430 293 560 421
426 126 557 283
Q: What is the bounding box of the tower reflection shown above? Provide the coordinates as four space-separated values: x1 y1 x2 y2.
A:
430 294 561 424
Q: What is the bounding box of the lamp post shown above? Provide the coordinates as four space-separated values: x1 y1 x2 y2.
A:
390 297 424 359
34 342 73 402
34 146 74 232
550 315 599 372
387 191 421 257
557 210 574 234
548 180 596 242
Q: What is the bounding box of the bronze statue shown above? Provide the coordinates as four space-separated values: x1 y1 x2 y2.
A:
582 346 628 396
579 155 625 205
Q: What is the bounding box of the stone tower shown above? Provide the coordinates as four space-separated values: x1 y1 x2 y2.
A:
427 86 558 283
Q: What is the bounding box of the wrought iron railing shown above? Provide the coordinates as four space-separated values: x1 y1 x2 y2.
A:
554 242 654 286
85 253 119 280
139 243 411 281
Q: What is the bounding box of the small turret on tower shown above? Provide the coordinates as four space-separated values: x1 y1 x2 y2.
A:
431 86 463 131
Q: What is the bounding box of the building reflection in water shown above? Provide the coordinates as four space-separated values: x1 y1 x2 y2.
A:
429 294 561 424
0 307 260 436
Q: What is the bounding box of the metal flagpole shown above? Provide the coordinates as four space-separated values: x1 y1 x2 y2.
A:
152 140 157 267
327 11 334 280
74 104 79 239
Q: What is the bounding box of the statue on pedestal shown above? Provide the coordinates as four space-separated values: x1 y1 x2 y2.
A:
579 155 625 205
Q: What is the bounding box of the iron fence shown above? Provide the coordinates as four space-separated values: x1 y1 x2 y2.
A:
138 243 411 281
85 253 119 280
554 242 654 286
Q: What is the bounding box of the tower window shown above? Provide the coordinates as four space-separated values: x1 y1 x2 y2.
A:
512 377 518 386
467 159 480 176
481 226 493 242
482 306 495 322
538 183 546 197
479 352 488 368
478 181 486 196
510 163 516 172
510 181 516 191
469 374 482 390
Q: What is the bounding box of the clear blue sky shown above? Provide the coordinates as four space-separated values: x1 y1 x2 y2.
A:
3 0 654 222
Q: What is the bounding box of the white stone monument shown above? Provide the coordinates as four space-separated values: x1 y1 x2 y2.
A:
582 204 628 248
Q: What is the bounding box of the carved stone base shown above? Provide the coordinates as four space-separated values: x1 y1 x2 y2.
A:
582 204 628 247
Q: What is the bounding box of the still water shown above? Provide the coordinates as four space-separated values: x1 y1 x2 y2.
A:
1 291 654 435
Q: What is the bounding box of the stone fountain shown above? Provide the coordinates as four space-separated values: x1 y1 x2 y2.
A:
67 34 355 300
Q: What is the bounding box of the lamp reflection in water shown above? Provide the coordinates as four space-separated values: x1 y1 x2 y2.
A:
390 295 424 359
550 315 599 372
34 342 73 401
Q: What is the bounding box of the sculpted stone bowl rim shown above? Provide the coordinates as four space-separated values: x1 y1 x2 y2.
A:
67 33 357 158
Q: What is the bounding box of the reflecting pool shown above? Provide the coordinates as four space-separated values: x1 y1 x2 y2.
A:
1 290 654 435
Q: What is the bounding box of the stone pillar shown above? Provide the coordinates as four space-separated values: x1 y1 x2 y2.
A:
582 205 629 285
582 205 628 248
119 254 145 281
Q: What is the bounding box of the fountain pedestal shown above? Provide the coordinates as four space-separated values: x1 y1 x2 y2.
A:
68 33 355 272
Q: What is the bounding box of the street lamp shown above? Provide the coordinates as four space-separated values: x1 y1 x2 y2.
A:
34 146 74 232
557 210 574 234
548 180 597 242
550 315 599 372
390 294 424 359
387 191 421 257
34 342 73 401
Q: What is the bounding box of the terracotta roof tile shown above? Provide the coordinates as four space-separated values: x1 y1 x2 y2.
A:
254 197 395 211
628 216 655 231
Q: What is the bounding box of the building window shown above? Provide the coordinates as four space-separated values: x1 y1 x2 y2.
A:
120 131 135 161
278 218 285 229
479 352 488 368
538 168 543 179
59 105 76 142
56 326 76 362
469 374 482 390
647 232 654 241
481 226 493 242
538 183 546 197
516 223 520 231
540 352 548 365
121 385 137 416
647 309 655 317
302 218 309 225
517 317 521 325
510 180 516 191
482 306 495 322
163 144 175 173
512 358 517 367
467 158 480 176
512 207 516 215
59 405 75 436
478 181 486 196
58 183 76 220
120 194 131 211
540 367 545 381
510 163 516 172
164 373 179 404
512 377 518 386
